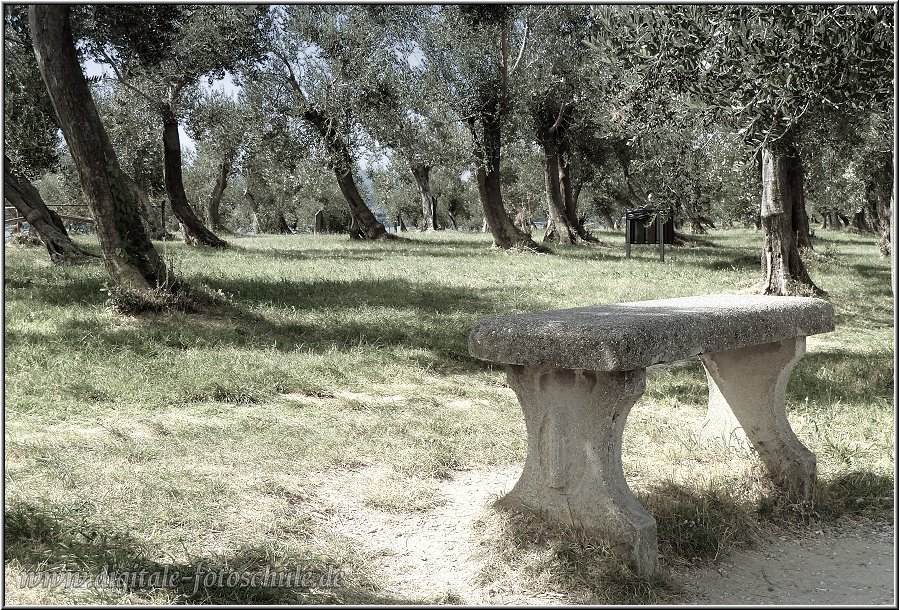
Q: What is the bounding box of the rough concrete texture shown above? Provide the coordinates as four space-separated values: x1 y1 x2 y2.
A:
496 365 659 576
468 294 834 371
701 337 817 500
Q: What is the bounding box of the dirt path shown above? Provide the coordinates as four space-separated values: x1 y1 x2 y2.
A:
676 516 894 605
315 467 894 605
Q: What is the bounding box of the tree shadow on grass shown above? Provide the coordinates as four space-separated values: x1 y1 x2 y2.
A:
9 276 533 375
191 275 506 313
789 350 893 406
693 251 760 273
848 263 893 297
640 480 763 564
4 499 424 605
644 469 892 563
295 240 492 260
812 232 881 247
809 470 894 519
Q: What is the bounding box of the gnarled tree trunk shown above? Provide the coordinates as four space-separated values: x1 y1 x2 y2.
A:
468 106 537 250
410 163 439 231
243 188 260 235
162 106 228 247
683 185 716 234
539 131 576 245
276 212 291 234
119 169 167 240
851 209 870 232
760 140 818 295
601 210 617 231
514 206 533 235
558 136 596 242
29 5 169 290
863 154 893 257
787 154 813 250
534 100 577 245
207 149 234 232
303 108 389 240
4 155 93 263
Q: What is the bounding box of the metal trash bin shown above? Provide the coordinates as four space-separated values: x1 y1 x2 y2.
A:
625 207 674 261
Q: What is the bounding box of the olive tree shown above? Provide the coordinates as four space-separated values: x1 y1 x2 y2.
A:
597 4 894 294
246 5 391 239
414 5 540 250
4 5 93 262
85 4 267 247
29 4 170 288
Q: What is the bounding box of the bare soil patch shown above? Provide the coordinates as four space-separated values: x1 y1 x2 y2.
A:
312 466 894 604
676 515 894 605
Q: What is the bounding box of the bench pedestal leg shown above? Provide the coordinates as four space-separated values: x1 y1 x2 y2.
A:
499 364 658 575
700 337 816 500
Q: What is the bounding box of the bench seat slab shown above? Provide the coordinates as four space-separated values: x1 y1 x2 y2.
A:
469 294 834 371
497 364 658 575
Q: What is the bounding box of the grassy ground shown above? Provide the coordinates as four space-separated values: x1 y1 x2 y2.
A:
3 227 894 604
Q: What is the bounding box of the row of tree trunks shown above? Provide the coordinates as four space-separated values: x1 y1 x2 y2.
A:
851 209 870 232
821 211 851 230
4 155 93 262
207 149 235 232
242 184 292 234
410 163 439 231
303 108 389 240
161 108 228 247
29 5 170 290
759 139 818 295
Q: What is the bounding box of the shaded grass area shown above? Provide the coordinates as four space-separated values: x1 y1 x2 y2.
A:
4 228 894 604
4 498 419 604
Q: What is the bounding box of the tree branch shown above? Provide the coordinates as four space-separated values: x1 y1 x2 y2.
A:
97 47 158 107
508 20 530 76
550 102 571 134
272 48 307 104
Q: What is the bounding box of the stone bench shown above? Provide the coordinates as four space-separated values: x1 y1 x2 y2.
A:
468 294 834 576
